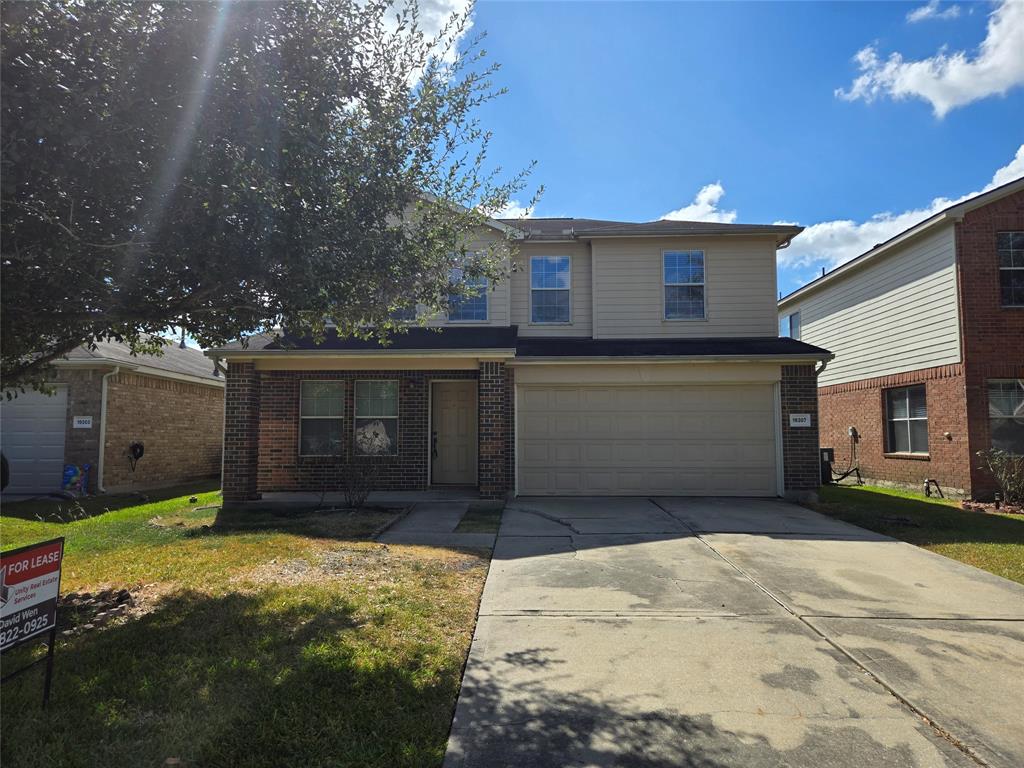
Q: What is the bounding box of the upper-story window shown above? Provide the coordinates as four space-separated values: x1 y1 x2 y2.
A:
664 251 705 320
997 232 1024 307
780 311 801 339
448 268 488 322
530 255 571 323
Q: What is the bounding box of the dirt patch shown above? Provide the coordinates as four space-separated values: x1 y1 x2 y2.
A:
59 582 174 636
961 501 1024 516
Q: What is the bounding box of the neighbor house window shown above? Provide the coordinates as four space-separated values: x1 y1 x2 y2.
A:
988 379 1024 455
530 255 571 323
664 251 705 320
390 306 417 322
448 268 488 322
354 380 399 456
780 311 801 339
299 381 345 456
885 385 928 454
997 232 1024 307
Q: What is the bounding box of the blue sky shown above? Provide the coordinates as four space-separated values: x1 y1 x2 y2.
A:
446 0 1024 296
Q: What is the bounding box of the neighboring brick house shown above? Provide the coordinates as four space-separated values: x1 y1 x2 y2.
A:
211 216 832 504
778 177 1024 499
1 338 224 495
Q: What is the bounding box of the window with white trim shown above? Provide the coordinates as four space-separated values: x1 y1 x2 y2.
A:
448 268 488 322
299 381 344 456
885 385 928 454
988 379 1024 455
780 311 801 339
664 251 705 320
354 380 399 456
997 232 1024 307
530 255 570 323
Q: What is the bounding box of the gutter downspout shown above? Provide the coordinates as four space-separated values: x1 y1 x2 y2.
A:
815 359 830 377
96 366 119 493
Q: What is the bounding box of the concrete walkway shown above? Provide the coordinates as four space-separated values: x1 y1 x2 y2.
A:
445 497 1024 768
377 501 497 548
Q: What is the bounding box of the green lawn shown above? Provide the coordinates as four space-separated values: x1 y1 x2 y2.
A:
810 484 1024 585
1 488 490 768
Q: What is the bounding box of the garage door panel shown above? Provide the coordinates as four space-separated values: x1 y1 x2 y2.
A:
1 386 69 495
517 383 778 496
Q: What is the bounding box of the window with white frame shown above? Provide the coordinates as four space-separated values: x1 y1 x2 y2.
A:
997 232 1024 307
780 311 801 339
664 251 705 320
885 385 928 454
299 381 345 456
988 379 1024 455
354 380 399 455
448 268 488 322
530 255 571 323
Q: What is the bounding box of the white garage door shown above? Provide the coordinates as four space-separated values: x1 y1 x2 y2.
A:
517 384 778 496
1 386 68 495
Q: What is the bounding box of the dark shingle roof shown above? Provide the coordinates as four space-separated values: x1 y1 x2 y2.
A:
515 336 831 359
499 217 802 242
212 326 518 354
62 337 221 381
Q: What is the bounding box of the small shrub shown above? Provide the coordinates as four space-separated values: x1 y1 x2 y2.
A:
976 449 1024 504
340 460 379 510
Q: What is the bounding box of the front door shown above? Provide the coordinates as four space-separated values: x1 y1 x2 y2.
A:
431 381 478 485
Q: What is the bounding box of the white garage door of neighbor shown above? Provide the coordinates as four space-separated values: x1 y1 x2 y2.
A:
517 384 778 496
1 386 68 495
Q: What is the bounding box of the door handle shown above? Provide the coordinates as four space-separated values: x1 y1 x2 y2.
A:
431 431 438 459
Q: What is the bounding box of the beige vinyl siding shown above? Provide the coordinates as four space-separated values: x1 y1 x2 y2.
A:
784 222 960 387
511 242 593 337
592 236 779 338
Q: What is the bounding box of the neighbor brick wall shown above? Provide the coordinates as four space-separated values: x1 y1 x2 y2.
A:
818 364 971 495
955 188 1024 498
102 372 223 492
223 362 260 502
54 369 105 492
780 364 821 495
247 367 511 500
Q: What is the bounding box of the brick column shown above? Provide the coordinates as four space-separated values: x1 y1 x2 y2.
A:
781 364 820 499
223 361 260 503
478 361 511 499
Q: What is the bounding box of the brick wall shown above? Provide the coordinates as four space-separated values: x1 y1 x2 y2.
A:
102 372 223 491
244 367 511 500
955 188 1024 498
818 364 971 495
223 362 260 502
780 364 821 496
55 369 104 492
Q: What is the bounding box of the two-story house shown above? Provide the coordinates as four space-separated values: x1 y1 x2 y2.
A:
211 217 832 503
778 177 1024 499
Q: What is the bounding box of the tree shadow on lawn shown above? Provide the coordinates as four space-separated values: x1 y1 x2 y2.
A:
813 487 1024 547
1 480 221 523
1 588 463 768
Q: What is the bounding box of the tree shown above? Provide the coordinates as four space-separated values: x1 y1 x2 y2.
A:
1 0 534 389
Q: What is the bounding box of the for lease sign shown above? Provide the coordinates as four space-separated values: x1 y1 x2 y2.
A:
1 538 64 653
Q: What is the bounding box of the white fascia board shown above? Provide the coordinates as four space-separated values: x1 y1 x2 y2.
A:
53 358 223 387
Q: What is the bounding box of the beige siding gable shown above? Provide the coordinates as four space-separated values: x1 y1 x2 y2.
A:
592 236 780 338
784 222 960 387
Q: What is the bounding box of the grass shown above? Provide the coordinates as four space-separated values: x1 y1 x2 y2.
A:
1 488 491 768
810 484 1024 585
453 504 503 534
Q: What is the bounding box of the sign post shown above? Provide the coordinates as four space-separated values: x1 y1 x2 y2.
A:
1 537 65 706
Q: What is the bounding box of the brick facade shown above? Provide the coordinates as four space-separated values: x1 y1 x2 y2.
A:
818 364 971 495
58 369 105 491
780 364 821 496
955 189 1024 497
223 362 260 502
102 372 223 491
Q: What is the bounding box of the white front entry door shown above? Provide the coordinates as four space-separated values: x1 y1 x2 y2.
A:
431 381 478 485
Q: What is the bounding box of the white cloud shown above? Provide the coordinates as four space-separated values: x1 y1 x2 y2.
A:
836 0 1024 117
907 0 961 23
660 182 738 223
778 143 1024 268
493 199 533 218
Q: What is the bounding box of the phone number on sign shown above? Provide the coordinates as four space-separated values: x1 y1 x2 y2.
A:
2 614 52 648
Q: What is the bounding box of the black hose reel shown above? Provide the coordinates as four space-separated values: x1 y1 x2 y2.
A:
128 442 145 472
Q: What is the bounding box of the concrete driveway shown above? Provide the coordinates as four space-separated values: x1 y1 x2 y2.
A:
444 497 1024 768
